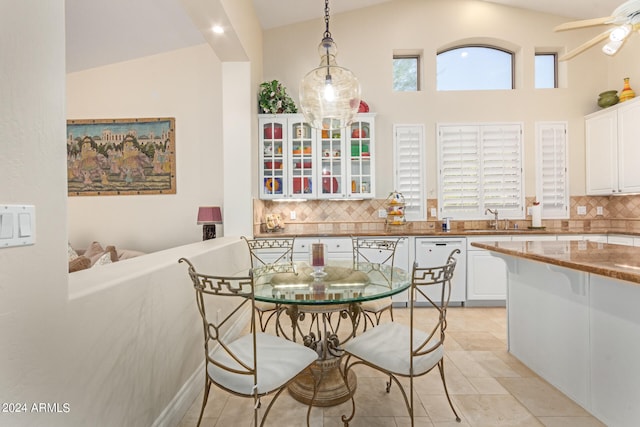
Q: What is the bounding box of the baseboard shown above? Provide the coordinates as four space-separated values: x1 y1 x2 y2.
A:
152 361 204 427
464 300 506 307
152 307 251 427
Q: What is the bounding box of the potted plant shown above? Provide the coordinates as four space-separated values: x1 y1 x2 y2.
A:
258 80 298 114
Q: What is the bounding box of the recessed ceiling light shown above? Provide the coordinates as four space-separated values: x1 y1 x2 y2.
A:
212 25 224 34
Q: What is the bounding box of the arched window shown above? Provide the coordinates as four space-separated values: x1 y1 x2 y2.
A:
437 45 514 91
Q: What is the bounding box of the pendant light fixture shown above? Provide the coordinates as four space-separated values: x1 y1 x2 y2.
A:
299 0 361 130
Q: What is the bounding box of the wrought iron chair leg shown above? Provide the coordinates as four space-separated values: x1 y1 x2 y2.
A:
438 359 462 422
196 377 212 427
340 358 357 426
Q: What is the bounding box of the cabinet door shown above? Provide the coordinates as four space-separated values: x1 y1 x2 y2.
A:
617 100 640 193
466 249 508 301
259 117 288 199
347 116 375 198
585 111 617 195
607 235 634 246
288 119 316 198
318 119 346 198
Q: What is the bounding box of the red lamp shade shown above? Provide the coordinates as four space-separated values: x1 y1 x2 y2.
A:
197 206 222 224
197 207 222 241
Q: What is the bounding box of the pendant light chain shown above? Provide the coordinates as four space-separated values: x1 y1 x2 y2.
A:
323 0 331 40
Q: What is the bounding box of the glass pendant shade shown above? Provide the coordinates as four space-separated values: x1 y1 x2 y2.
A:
300 38 361 130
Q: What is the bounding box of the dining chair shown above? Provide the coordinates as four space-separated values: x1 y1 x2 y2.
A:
351 237 403 329
340 249 462 426
241 236 297 332
179 257 318 427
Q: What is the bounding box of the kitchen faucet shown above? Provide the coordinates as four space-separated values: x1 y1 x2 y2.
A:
485 208 499 229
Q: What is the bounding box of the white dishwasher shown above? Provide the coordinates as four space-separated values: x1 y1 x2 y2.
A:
414 238 466 305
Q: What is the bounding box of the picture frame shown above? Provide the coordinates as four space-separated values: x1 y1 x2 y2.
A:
66 117 176 196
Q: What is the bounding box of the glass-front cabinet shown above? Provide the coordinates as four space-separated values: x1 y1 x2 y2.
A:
259 113 375 200
259 115 316 199
318 118 345 198
348 115 375 198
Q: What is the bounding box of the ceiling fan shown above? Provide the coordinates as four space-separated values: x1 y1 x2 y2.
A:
555 0 640 60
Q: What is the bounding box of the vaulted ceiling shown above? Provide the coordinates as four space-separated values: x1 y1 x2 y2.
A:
65 0 624 72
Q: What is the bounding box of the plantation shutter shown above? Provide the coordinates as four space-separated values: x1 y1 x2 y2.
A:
480 124 523 215
393 125 425 221
536 122 569 218
438 125 480 217
438 123 523 219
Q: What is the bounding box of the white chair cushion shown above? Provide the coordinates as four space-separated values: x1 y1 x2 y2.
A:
207 332 317 395
360 297 392 313
344 322 442 376
254 301 278 313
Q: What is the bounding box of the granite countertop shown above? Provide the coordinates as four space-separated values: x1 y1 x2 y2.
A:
255 228 640 238
471 240 640 285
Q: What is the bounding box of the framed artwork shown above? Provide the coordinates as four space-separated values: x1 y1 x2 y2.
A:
67 117 176 196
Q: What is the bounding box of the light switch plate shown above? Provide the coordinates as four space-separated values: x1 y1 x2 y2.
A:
596 206 604 215
378 209 387 218
577 206 587 215
0 205 35 248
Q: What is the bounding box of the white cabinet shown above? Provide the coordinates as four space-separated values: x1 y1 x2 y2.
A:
292 237 353 262
259 115 316 199
466 236 511 302
259 114 375 200
414 238 466 305
318 114 376 199
607 234 634 246
586 97 640 195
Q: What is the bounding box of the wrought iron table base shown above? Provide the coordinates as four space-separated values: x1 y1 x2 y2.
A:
277 302 362 407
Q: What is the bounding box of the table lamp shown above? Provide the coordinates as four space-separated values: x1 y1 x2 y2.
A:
197 206 222 240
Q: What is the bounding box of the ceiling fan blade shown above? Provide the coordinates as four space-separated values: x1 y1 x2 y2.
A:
554 16 614 31
559 29 613 61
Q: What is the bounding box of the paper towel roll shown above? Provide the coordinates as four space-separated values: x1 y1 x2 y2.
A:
531 203 542 228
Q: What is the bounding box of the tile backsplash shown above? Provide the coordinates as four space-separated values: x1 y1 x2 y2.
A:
254 195 640 235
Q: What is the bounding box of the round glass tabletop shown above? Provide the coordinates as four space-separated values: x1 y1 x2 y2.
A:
252 261 411 305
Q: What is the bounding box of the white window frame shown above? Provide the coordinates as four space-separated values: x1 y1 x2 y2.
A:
437 122 524 220
393 124 426 221
535 121 569 219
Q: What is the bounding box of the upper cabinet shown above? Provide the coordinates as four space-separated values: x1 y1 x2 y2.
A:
586 97 640 195
260 115 316 200
259 113 375 200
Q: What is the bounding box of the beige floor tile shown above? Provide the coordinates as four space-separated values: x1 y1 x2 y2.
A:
468 350 522 378
177 307 606 427
419 394 465 423
498 377 591 417
538 416 607 427
453 394 544 426
466 377 510 395
323 416 398 426
323 376 428 418
447 331 506 351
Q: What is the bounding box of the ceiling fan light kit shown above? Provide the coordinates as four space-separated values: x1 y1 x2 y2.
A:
555 0 640 60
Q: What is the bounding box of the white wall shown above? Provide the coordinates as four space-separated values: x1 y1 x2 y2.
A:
0 0 262 425
63 237 249 427
0 0 69 424
66 45 223 253
262 0 614 198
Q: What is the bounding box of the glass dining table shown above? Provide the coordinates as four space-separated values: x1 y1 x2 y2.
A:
251 260 411 407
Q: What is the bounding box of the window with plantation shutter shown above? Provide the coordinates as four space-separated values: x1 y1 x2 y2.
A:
536 122 569 219
393 125 425 221
437 123 524 220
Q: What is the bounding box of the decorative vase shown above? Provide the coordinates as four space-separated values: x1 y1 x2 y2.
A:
597 90 619 108
619 77 636 102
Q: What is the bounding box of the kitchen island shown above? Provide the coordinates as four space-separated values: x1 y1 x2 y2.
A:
472 240 640 427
